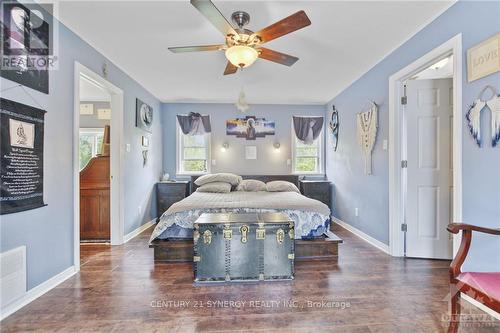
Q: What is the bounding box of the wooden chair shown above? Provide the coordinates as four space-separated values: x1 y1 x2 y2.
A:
447 223 500 332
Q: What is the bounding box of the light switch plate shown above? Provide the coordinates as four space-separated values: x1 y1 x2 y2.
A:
212 159 216 166
383 139 388 151
286 159 291 166
126 144 131 152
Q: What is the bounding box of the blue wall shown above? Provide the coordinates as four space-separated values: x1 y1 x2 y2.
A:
162 103 325 177
325 1 500 271
0 8 162 290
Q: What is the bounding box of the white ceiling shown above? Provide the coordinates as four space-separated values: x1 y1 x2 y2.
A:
56 1 454 104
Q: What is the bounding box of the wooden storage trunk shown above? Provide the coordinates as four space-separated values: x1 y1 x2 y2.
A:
193 213 294 282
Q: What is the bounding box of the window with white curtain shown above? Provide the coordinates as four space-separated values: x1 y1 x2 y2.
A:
176 123 211 175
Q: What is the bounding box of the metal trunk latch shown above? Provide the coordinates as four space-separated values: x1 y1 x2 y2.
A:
203 230 212 245
240 225 249 243
276 228 285 244
223 225 232 240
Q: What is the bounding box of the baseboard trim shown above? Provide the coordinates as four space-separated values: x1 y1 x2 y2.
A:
123 219 155 243
332 217 390 254
0 266 76 321
461 293 500 320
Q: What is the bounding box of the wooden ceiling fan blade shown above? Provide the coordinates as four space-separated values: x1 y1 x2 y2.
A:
258 48 299 66
223 61 238 75
190 0 238 38
168 45 224 53
253 10 311 44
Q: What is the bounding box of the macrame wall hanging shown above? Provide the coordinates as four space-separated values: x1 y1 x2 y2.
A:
466 85 500 147
357 102 378 175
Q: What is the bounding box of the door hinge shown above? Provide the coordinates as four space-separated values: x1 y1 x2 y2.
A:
401 160 408 168
401 84 408 105
401 223 407 232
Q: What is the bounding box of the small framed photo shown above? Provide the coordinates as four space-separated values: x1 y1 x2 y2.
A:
141 136 150 147
136 98 153 133
245 146 257 160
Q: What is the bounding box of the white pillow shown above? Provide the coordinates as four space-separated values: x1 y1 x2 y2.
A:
236 179 266 192
266 181 300 193
196 182 232 193
194 173 242 186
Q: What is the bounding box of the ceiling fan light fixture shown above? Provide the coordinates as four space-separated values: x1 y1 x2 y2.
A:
225 45 258 68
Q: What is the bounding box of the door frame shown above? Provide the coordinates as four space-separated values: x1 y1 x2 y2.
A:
388 34 463 257
73 62 125 271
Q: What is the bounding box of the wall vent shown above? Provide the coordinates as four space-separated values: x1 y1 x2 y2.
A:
0 246 26 310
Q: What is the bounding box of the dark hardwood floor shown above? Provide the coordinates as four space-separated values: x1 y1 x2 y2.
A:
2 224 497 332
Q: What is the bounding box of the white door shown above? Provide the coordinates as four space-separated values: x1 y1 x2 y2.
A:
405 78 453 259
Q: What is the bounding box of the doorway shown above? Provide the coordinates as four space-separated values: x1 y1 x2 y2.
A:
73 62 124 271
389 34 463 259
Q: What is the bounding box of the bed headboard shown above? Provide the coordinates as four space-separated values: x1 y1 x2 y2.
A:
190 175 299 194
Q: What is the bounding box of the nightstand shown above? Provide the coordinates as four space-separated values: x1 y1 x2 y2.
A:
156 181 190 219
299 180 332 211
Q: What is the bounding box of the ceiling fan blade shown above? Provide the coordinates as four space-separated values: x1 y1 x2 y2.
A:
253 10 311 44
258 48 299 66
223 61 238 75
191 0 238 38
168 45 225 53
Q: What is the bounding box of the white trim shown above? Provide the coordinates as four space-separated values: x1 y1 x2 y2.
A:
0 266 76 321
332 217 390 254
462 294 500 321
388 34 463 257
123 219 156 243
74 62 125 274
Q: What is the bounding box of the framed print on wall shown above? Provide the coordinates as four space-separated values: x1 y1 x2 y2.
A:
467 33 500 82
136 98 153 133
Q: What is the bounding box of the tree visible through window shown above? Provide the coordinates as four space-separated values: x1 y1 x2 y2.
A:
79 128 104 170
292 131 322 174
177 126 210 174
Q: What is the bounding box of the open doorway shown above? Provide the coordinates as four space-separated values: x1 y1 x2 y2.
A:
79 75 112 242
389 34 462 259
73 62 125 271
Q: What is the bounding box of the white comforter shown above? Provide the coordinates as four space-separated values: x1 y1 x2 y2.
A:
150 191 331 242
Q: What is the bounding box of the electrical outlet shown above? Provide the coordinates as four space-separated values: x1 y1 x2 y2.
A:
383 139 388 151
355 208 359 217
126 144 131 152
286 159 291 166
212 159 216 166
138 205 142 215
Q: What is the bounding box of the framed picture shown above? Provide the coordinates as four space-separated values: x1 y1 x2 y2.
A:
226 116 275 140
0 1 51 94
136 98 153 133
467 33 500 82
97 108 111 120
245 146 257 160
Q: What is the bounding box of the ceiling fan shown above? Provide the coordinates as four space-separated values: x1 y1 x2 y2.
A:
168 0 311 75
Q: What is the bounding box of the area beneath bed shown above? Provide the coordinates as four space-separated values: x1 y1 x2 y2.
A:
150 230 343 262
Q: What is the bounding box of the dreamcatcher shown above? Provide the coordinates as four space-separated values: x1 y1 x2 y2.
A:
329 105 339 151
466 85 500 147
357 102 378 175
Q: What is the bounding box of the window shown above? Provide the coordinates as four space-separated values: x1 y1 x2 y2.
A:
79 128 104 170
177 124 211 175
292 129 323 174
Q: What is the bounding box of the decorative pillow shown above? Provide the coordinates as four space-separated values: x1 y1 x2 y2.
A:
266 181 300 193
196 182 232 193
236 179 266 192
194 173 242 186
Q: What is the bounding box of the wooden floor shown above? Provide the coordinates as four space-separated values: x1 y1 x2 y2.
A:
2 224 497 332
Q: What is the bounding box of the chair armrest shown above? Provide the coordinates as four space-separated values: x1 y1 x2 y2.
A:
447 223 500 235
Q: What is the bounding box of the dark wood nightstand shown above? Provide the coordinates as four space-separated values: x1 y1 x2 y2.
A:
156 181 190 219
299 180 332 211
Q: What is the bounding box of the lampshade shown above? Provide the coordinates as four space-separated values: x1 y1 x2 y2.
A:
225 45 258 68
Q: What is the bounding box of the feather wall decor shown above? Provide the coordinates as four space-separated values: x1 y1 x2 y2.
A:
357 102 378 175
466 85 500 147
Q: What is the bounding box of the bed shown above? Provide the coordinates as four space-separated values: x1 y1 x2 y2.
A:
150 175 331 243
149 175 342 261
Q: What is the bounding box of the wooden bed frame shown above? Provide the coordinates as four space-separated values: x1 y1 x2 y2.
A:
150 175 343 261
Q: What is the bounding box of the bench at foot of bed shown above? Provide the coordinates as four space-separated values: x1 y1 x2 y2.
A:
149 230 343 262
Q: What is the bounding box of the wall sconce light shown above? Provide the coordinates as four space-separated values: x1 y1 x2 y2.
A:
273 142 281 151
221 142 229 152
